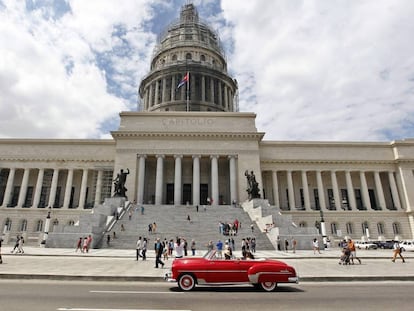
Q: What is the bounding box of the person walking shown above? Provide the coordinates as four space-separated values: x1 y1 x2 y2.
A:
285 239 289 252
11 235 20 253
0 237 3 264
141 238 147 260
347 239 361 264
392 240 405 263
136 236 143 260
313 238 321 254
175 237 185 258
154 238 165 268
75 237 83 252
17 236 24 254
191 239 196 256
292 238 297 253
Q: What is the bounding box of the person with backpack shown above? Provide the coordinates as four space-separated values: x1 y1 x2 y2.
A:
392 240 405 263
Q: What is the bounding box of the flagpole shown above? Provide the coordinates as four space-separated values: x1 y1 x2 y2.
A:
186 72 189 112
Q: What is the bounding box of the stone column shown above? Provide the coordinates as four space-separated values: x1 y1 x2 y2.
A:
224 85 229 110
210 77 215 104
201 75 206 102
388 171 402 210
63 169 74 209
211 155 219 205
154 80 160 105
316 170 327 211
331 171 341 210
2 168 15 207
359 171 371 210
174 155 183 205
301 170 311 211
229 155 237 204
171 75 176 101
155 155 164 205
48 168 59 208
374 171 386 210
137 155 146 204
78 169 88 209
148 83 153 107
32 168 44 209
192 155 200 206
161 77 167 103
272 170 280 208
345 171 356 210
17 168 30 208
94 169 103 207
218 82 222 107
287 170 295 210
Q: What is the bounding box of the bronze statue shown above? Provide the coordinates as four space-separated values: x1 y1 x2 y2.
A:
245 170 260 200
113 168 130 198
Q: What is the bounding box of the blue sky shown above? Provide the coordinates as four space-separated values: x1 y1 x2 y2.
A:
1 0 414 141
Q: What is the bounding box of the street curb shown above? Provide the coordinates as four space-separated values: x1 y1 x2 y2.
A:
1 274 414 282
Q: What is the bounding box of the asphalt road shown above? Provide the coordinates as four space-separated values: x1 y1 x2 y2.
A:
0 279 412 311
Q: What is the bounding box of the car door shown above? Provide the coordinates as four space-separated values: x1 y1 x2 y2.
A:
203 259 251 283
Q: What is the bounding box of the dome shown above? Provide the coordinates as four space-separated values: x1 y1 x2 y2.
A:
138 3 238 112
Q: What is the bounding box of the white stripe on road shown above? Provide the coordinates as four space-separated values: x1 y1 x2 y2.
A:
89 290 182 294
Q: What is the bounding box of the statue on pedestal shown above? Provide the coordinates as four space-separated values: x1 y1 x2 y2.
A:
113 168 130 198
245 170 261 200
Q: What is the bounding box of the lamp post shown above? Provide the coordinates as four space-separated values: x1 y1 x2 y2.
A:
41 207 51 246
319 210 328 249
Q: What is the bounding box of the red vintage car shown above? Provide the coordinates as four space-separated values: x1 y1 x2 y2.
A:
165 250 299 291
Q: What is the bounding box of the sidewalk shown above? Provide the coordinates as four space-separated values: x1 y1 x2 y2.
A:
0 246 413 282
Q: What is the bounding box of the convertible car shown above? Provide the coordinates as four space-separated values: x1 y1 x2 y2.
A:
165 250 298 291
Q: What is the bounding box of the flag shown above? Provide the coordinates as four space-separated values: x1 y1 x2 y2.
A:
177 72 189 89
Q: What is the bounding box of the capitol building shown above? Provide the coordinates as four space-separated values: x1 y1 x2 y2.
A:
1 4 414 247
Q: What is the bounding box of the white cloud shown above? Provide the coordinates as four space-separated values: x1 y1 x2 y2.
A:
0 0 157 139
1 0 414 142
221 0 414 141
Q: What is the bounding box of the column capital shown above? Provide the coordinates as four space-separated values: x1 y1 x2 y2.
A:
192 154 201 159
156 154 165 159
137 154 147 159
174 154 183 159
227 154 238 159
210 155 219 160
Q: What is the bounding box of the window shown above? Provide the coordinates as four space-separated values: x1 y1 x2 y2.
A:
330 222 338 235
392 222 401 235
172 54 177 61
36 220 43 232
4 218 12 231
377 222 385 235
299 221 307 228
186 53 192 60
200 54 206 61
20 219 28 231
362 221 369 235
346 222 353 235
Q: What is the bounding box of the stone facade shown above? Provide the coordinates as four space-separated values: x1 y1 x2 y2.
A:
1 4 414 245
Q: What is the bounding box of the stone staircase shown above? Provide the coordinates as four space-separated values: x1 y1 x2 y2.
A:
102 204 274 251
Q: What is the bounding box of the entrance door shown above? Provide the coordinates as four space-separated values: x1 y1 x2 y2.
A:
166 184 174 205
200 184 208 205
183 184 192 205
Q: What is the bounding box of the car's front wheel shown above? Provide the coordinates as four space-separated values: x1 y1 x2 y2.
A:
178 274 196 291
260 281 277 292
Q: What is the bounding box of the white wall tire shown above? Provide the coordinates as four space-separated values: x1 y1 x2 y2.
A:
178 274 196 291
260 281 277 292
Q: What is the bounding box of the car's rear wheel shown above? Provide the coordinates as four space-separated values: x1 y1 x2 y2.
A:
178 274 196 291
260 281 277 292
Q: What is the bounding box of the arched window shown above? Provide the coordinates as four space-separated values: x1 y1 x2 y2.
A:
20 219 28 231
172 54 177 61
346 222 353 235
392 222 401 235
36 219 43 232
4 218 12 231
186 53 192 60
200 54 206 61
362 221 369 235
330 222 338 235
377 222 385 235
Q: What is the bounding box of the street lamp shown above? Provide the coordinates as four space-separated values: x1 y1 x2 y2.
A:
319 210 328 249
41 206 51 246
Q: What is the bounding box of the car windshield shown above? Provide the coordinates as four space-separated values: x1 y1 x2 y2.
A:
203 249 217 260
